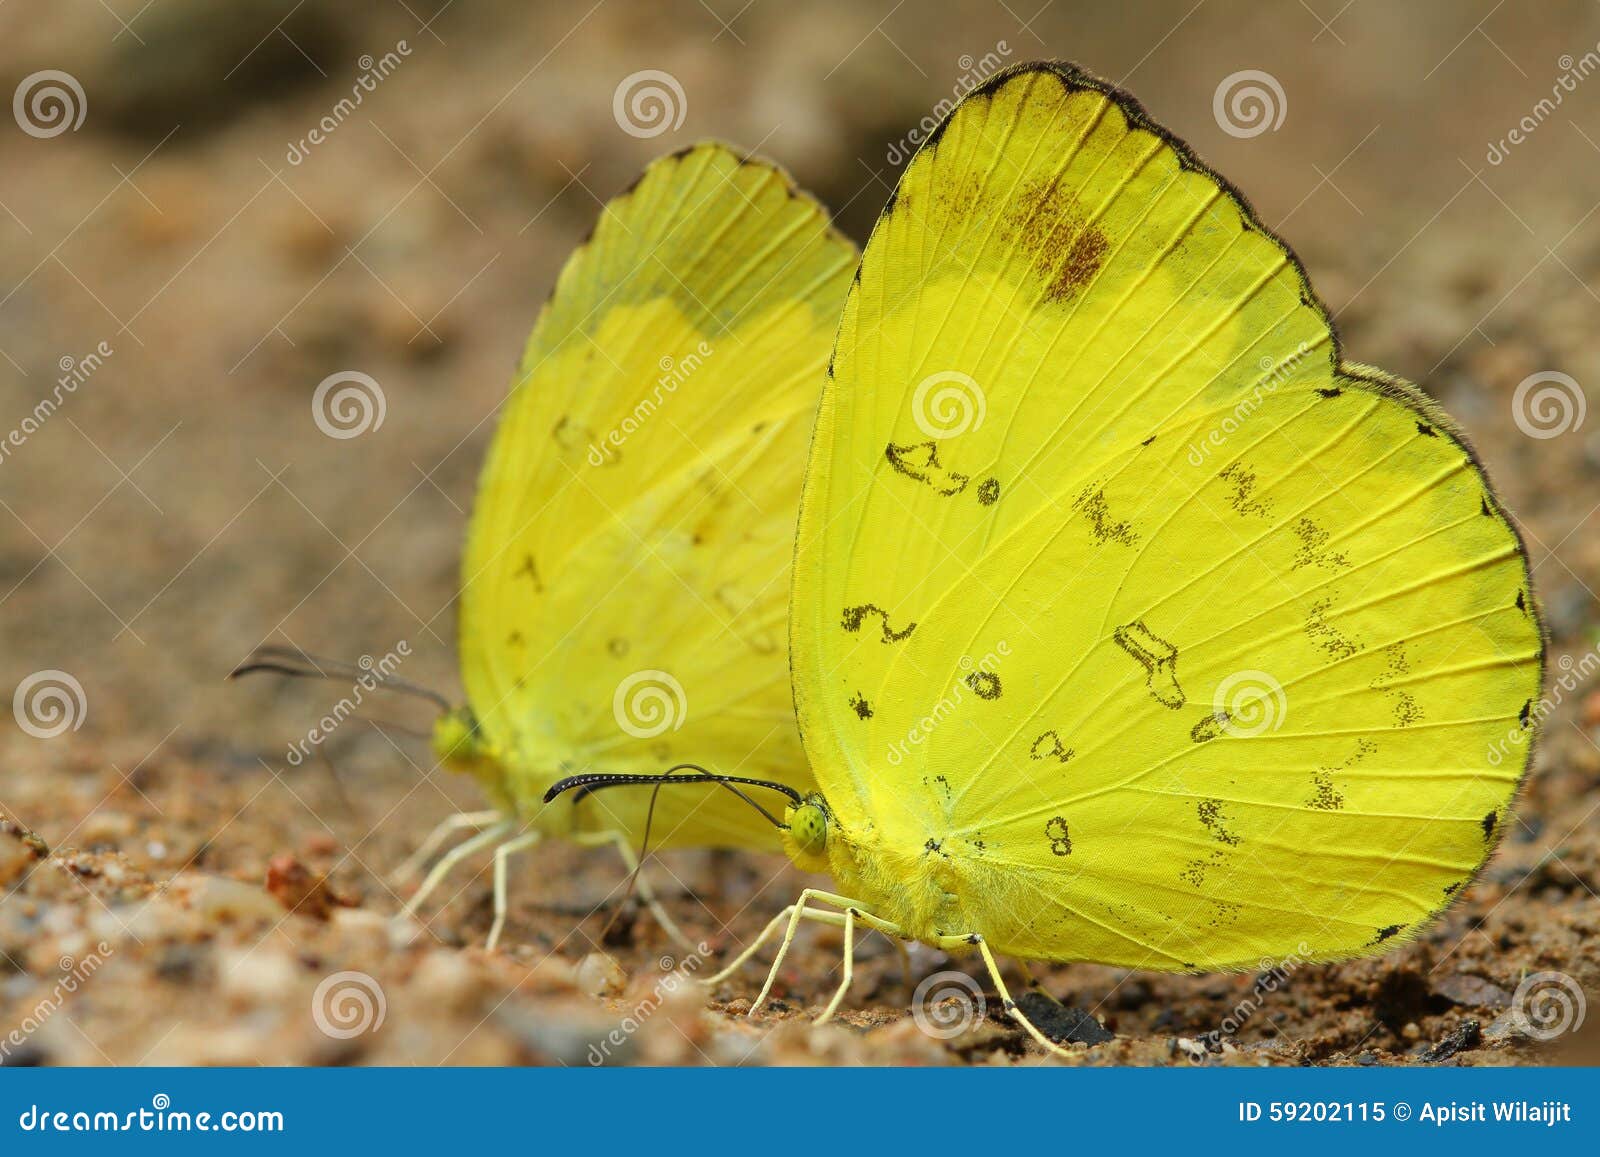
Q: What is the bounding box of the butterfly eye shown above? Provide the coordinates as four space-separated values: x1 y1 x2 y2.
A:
790 802 829 856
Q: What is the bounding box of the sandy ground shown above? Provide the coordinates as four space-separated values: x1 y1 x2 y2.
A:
2 0 1599 1066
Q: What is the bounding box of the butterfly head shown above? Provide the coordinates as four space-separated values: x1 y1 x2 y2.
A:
431 705 483 763
780 793 834 873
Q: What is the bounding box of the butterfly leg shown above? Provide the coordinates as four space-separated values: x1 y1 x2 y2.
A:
938 932 1072 1058
398 819 515 926
392 809 503 884
705 904 797 986
570 829 698 958
807 907 912 1023
745 890 898 1019
892 937 913 995
750 892 816 1013
485 829 543 952
814 906 854 1025
1016 959 1049 993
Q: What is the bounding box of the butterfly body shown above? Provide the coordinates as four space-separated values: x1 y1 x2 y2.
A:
394 144 857 948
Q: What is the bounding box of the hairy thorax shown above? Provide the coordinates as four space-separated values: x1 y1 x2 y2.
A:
826 828 973 943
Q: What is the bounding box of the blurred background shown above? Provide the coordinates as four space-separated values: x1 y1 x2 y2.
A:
1 0 1597 1065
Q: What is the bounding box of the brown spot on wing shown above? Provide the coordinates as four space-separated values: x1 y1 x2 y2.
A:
1046 228 1108 303
932 170 1109 305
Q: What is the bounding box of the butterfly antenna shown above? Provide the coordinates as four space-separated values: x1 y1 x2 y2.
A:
230 644 451 712
596 778 668 945
547 764 800 830
362 717 434 742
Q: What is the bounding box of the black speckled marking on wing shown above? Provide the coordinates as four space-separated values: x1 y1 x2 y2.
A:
1112 619 1185 708
1304 596 1360 659
841 603 917 642
965 671 1002 700
884 440 970 495
1073 485 1138 546
1291 517 1350 571
1030 729 1074 763
1219 461 1272 519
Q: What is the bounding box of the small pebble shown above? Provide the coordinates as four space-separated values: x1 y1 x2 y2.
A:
576 952 626 998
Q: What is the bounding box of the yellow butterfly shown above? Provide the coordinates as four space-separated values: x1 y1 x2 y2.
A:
560 63 1544 1052
247 145 856 953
